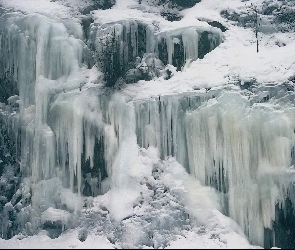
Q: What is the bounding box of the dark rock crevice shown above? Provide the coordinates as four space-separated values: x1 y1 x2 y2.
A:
264 195 295 249
81 0 116 15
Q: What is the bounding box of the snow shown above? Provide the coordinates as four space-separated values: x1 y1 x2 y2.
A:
0 147 261 249
41 208 71 223
166 230 257 249
0 0 90 18
0 230 114 249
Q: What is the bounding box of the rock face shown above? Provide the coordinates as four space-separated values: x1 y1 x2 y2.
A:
81 136 108 197
0 76 18 104
138 0 201 21
82 0 116 14
0 104 21 239
139 0 201 10
265 196 295 249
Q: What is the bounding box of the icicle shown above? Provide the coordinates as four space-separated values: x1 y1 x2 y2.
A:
146 24 157 54
134 92 210 171
182 28 199 64
166 34 174 65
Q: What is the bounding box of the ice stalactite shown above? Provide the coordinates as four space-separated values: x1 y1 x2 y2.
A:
0 13 84 109
134 91 218 172
157 26 223 70
185 92 295 246
49 89 104 195
104 93 149 221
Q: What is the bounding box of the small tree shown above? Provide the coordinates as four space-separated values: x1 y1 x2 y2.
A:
247 3 262 53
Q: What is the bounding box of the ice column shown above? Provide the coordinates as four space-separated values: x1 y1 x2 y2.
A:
0 12 88 192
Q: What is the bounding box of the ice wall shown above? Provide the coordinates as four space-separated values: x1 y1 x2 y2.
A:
134 89 295 247
186 92 295 246
134 91 218 171
0 12 150 237
0 12 99 237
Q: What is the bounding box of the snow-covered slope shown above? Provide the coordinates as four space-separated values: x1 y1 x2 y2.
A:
118 0 295 99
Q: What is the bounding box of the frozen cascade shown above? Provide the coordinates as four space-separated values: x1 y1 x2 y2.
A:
134 89 295 247
0 12 96 237
0 12 151 237
185 92 295 246
1 6 295 249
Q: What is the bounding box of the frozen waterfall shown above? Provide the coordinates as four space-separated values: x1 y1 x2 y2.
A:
0 7 295 249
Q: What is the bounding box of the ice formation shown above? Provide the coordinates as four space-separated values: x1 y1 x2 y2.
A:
91 19 223 85
0 0 295 248
186 92 295 246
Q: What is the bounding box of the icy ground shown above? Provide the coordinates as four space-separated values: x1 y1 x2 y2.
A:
0 0 294 248
0 148 259 249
